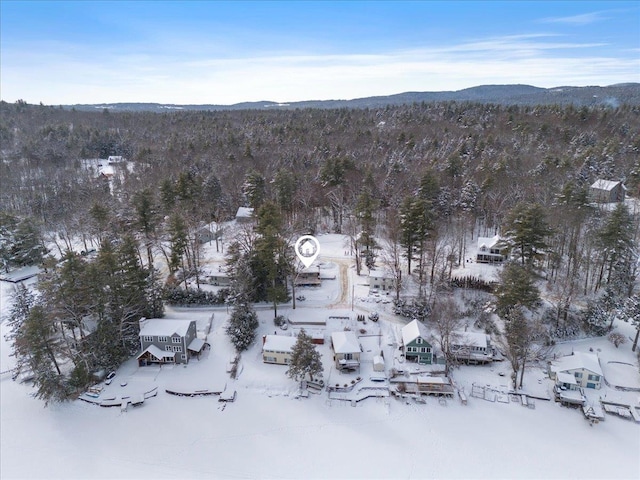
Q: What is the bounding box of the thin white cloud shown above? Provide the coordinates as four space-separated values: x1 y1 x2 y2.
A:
1 33 638 105
539 11 608 26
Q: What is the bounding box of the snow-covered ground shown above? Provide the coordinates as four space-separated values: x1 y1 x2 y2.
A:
2 232 640 479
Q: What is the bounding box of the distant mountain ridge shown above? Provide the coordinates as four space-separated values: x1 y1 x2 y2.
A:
62 83 640 112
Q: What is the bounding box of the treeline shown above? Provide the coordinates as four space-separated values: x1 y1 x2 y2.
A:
1 99 640 400
5 237 163 403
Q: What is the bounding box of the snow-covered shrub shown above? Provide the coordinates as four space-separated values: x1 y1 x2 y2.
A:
274 315 287 327
539 305 584 341
607 331 626 348
393 298 430 320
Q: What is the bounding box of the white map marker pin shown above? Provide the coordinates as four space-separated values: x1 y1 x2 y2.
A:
294 235 320 268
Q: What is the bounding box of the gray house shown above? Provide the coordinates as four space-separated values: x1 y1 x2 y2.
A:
137 318 202 366
590 179 626 203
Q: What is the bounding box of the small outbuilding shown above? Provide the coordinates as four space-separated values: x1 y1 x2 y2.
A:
235 207 254 223
590 179 626 203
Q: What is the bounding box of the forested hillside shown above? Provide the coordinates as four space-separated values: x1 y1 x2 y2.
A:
1 99 639 400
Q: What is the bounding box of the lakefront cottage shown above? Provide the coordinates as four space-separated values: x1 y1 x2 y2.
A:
262 335 297 365
450 331 494 364
402 320 434 364
137 318 203 366
331 331 361 371
548 351 604 389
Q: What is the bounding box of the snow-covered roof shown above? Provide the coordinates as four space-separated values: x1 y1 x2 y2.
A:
590 179 622 191
331 331 361 354
557 372 579 385
402 320 430 346
453 331 490 348
368 269 393 280
235 207 254 218
0 266 41 283
550 352 603 377
263 335 296 352
137 345 176 360
477 235 501 250
139 318 193 337
299 266 320 275
188 338 206 352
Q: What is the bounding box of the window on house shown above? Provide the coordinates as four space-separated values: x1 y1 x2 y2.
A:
172 346 182 352
165 346 172 351
574 372 582 378
344 353 353 360
172 337 181 344
419 347 427 353
142 336 153 343
416 338 423 344
181 354 187 360
587 374 600 381
158 336 168 343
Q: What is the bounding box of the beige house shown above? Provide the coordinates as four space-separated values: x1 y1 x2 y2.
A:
262 335 297 365
548 352 603 389
331 331 361 371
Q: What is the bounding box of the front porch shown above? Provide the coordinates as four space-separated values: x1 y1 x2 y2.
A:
137 345 176 366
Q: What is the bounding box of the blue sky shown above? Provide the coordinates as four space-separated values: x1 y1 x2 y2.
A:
1 1 639 105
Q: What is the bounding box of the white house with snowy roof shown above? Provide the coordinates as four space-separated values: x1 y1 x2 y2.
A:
476 235 506 263
450 331 494 364
331 331 361 371
590 179 626 203
368 269 395 293
262 335 297 365
137 318 203 366
548 351 604 389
